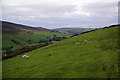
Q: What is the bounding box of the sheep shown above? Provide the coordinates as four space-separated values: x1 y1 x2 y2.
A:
76 42 81 45
22 54 29 59
84 40 88 43
22 54 26 58
25 55 29 59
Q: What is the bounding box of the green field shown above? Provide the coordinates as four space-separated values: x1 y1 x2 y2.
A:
2 21 72 54
3 26 119 78
2 31 70 49
2 30 71 56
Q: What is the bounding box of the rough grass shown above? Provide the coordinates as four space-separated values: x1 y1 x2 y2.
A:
2 26 119 78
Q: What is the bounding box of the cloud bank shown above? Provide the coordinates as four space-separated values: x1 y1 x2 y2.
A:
2 0 119 29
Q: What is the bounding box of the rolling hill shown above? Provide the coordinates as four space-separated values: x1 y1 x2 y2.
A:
2 21 51 34
3 25 119 78
1 21 71 56
54 28 94 35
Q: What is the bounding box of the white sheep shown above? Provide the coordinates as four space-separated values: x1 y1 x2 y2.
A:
76 42 81 45
22 54 26 58
22 54 29 59
84 40 88 43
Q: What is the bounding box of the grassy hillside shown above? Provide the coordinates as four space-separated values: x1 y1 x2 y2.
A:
2 21 71 54
2 31 70 49
3 26 119 78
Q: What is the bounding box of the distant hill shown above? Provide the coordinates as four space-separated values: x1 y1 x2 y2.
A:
2 21 51 34
1 21 71 56
54 27 95 35
3 25 119 78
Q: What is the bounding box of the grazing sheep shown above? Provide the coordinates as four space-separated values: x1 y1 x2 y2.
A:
76 42 81 45
22 54 29 59
22 54 26 58
25 56 29 59
84 40 88 43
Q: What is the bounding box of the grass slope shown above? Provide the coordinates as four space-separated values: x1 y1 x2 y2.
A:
3 26 119 78
2 21 71 52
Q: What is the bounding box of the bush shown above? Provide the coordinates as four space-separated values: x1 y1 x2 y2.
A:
2 43 48 60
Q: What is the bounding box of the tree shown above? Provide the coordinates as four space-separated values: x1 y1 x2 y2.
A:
63 36 66 39
5 47 12 54
53 35 57 37
28 40 32 44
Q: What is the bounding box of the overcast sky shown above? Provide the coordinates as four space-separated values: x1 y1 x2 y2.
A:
1 0 119 29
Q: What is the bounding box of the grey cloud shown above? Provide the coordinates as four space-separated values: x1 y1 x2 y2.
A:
79 2 118 24
2 1 118 29
30 4 76 14
82 2 117 17
3 3 76 17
